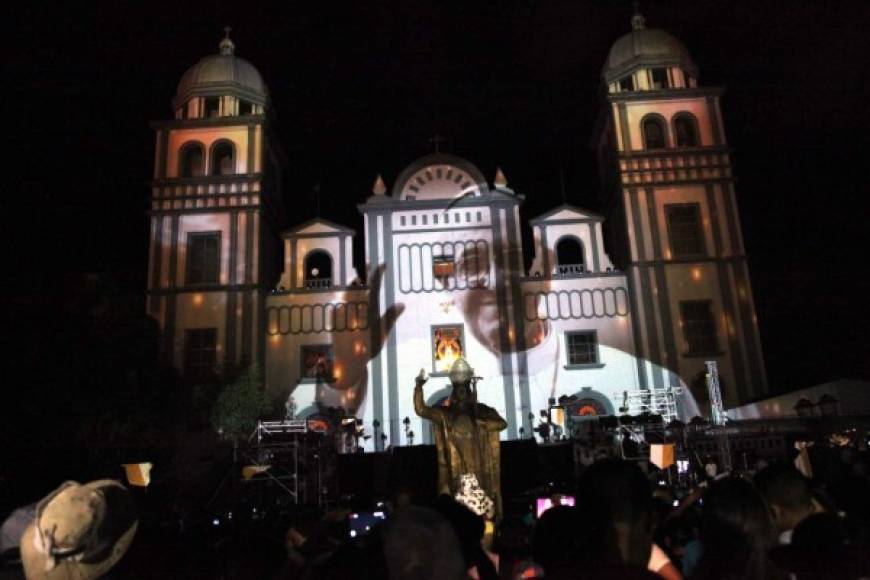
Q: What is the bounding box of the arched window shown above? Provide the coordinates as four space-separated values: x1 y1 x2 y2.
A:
554 236 584 276
570 388 614 417
210 141 236 176
574 399 606 417
303 250 333 289
179 142 204 177
642 116 667 149
673 113 700 147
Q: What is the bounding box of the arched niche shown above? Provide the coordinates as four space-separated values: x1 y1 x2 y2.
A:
303 250 333 289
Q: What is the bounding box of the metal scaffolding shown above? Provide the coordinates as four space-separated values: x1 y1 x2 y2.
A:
624 386 682 423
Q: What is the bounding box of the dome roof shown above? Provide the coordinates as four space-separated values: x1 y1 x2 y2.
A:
603 13 697 83
173 34 268 109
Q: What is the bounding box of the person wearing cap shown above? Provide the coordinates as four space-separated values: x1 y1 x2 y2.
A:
19 480 137 580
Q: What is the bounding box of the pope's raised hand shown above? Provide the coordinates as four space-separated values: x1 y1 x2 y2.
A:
321 263 405 412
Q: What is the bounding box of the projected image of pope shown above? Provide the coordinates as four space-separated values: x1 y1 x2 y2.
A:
414 358 507 521
444 237 702 423
450 241 550 356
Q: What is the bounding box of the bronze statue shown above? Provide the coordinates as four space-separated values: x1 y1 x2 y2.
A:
414 358 507 521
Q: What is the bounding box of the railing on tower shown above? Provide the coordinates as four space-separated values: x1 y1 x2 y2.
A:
553 264 586 277
618 148 732 185
304 278 333 289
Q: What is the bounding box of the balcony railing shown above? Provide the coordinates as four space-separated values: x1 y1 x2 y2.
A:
304 278 333 289
553 264 586 277
619 149 732 185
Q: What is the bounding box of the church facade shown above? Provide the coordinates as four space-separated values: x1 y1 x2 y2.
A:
146 15 767 447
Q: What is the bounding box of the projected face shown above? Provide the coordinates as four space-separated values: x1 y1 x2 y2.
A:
450 238 549 355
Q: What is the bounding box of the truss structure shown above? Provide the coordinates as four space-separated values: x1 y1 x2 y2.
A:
624 386 682 423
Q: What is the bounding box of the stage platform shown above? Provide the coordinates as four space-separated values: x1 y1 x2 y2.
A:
335 439 577 507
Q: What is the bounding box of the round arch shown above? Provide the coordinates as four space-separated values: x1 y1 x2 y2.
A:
295 404 319 419
210 139 237 175
570 387 615 418
554 235 585 272
303 249 333 288
178 141 205 177
640 113 669 150
391 152 490 199
672 112 700 147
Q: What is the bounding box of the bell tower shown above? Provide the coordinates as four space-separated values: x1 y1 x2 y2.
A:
594 9 767 410
147 30 284 378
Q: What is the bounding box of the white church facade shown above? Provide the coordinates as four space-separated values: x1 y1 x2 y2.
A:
146 14 767 447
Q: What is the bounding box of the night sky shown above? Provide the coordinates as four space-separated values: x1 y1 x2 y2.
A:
9 0 870 395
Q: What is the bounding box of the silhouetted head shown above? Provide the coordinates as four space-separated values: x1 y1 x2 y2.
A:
532 505 585 575
576 458 653 568
379 506 465 580
694 476 781 580
754 464 816 533
703 476 775 549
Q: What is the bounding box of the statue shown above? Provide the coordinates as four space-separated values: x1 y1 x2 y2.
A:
414 358 507 521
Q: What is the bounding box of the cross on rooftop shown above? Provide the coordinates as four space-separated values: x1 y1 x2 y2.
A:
429 134 446 153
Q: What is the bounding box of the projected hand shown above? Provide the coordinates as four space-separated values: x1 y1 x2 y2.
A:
325 264 404 412
365 264 405 360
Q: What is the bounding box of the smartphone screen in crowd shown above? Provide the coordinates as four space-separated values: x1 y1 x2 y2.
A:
536 495 576 518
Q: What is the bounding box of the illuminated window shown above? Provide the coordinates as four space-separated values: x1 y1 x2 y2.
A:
184 328 217 379
573 398 607 417
566 331 598 365
680 301 718 355
674 113 700 147
211 141 236 175
204 96 220 118
303 250 333 289
300 344 334 382
432 325 464 374
650 68 669 89
642 117 667 149
432 255 455 279
665 203 706 258
179 142 204 177
619 75 634 92
554 236 585 276
187 232 220 285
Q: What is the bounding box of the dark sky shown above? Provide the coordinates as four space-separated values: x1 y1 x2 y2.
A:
9 0 870 393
